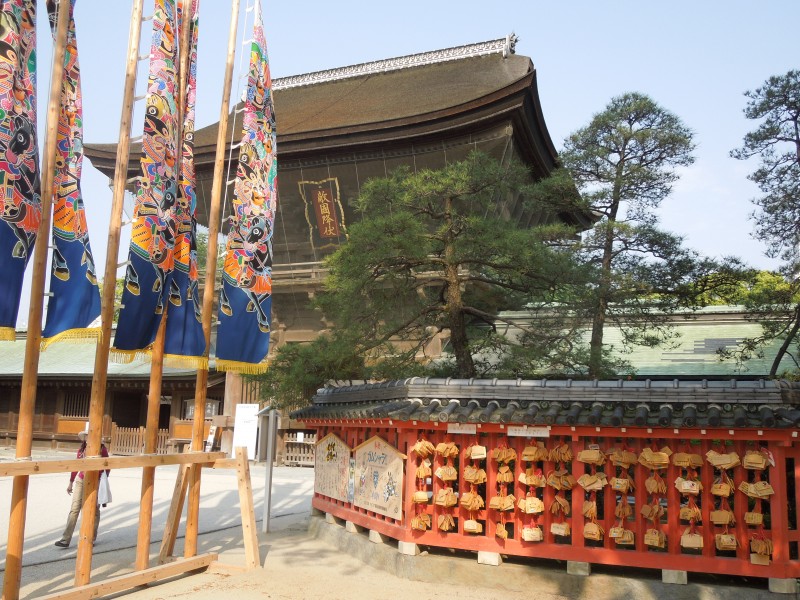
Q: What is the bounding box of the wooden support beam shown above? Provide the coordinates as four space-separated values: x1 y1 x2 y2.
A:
158 461 190 564
0 451 226 477
235 447 261 569
185 0 241 558
136 314 168 571
3 2 71 598
209 458 238 470
145 0 193 570
184 463 202 558
75 0 146 587
37 553 217 600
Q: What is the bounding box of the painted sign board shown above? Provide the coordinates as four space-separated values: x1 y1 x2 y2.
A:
353 436 405 521
314 433 352 503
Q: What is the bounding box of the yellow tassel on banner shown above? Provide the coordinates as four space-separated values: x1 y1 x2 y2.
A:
109 348 141 364
164 354 209 370
0 327 15 341
40 327 101 351
215 358 269 375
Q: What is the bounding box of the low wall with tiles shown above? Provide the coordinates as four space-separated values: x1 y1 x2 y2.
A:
294 378 800 586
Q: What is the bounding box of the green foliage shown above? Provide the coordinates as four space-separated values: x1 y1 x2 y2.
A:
562 92 696 217
253 332 368 411
344 153 594 378
717 271 800 376
731 70 800 271
97 277 124 323
276 152 590 393
729 70 800 375
553 92 745 376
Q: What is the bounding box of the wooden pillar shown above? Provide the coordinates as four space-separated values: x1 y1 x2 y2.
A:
73 0 145 586
2 2 70 598
770 445 789 567
184 0 240 558
134 0 193 570
235 447 260 569
135 314 167 570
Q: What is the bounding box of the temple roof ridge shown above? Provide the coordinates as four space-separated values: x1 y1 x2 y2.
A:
273 34 518 91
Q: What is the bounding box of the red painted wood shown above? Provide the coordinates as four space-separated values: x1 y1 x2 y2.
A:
310 423 800 579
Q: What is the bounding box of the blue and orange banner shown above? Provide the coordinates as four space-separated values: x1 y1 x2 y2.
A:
0 0 40 340
112 0 182 363
42 0 101 349
215 1 277 374
163 0 204 366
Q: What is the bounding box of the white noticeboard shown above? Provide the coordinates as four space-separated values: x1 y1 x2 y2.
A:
231 403 259 459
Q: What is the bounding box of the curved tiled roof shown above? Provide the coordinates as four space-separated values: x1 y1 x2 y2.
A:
291 378 800 429
83 38 564 230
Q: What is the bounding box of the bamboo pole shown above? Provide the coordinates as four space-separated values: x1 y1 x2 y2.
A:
134 0 193 571
2 2 71 598
134 314 166 570
184 0 240 558
74 0 145 587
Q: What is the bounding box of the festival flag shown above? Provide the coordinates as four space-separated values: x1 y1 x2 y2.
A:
163 0 205 367
41 0 101 349
215 1 277 374
0 0 40 340
112 0 180 362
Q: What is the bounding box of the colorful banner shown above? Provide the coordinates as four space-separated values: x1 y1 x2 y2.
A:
0 0 40 340
41 0 101 349
112 0 180 362
163 0 204 368
215 1 277 374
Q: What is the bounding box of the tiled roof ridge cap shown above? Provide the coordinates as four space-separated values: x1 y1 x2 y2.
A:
317 377 784 393
273 35 518 91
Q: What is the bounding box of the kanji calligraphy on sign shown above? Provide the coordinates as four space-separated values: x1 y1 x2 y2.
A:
314 432 351 503
299 178 347 245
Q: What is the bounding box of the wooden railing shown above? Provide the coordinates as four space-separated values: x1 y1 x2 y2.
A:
110 425 170 455
284 431 316 466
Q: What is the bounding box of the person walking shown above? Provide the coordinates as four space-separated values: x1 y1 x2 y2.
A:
54 430 110 548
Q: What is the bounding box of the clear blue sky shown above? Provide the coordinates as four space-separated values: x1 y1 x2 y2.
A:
18 0 799 326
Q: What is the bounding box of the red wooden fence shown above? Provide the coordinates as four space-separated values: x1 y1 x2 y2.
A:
309 422 800 580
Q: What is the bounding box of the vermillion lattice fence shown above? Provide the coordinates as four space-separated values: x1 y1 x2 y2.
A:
295 378 800 585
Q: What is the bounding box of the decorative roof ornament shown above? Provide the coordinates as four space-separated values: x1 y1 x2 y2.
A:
274 35 518 91
503 33 518 58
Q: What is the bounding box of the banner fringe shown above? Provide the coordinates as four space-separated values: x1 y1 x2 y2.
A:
164 354 208 370
0 327 15 341
109 348 149 364
215 358 269 375
41 327 101 351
